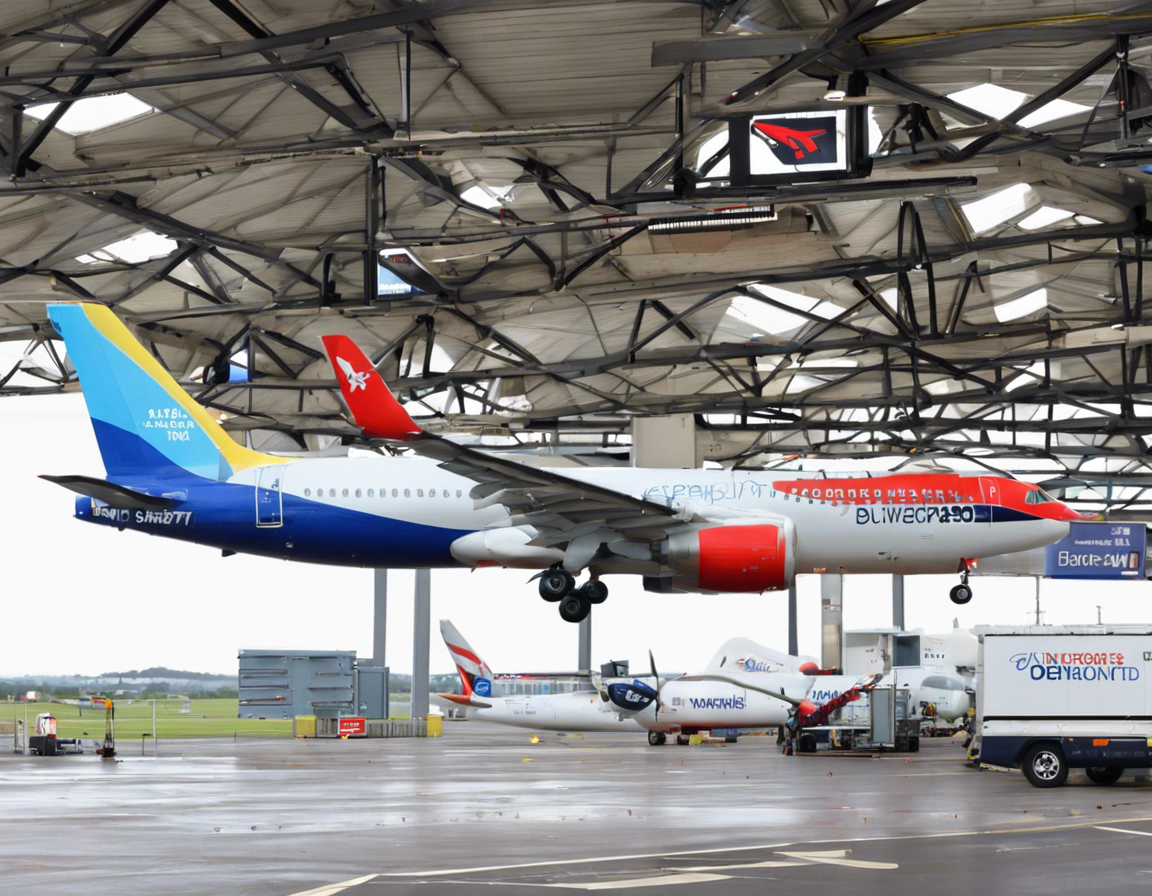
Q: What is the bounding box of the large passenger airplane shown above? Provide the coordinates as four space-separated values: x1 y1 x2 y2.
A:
43 303 1083 623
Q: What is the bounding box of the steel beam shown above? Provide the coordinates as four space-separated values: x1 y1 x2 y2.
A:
787 583 798 657
412 568 431 720
578 611 592 672
373 569 388 667
820 575 843 672
652 33 817 67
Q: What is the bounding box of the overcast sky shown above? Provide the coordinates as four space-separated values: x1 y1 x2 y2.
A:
4 392 1150 680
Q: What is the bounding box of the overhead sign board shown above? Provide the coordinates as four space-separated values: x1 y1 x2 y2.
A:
1044 521 1145 579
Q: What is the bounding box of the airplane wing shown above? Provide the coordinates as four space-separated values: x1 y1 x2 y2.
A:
321 335 704 567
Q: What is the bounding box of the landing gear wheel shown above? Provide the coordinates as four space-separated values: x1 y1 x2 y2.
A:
558 593 591 623
648 731 666 746
539 568 575 602
1086 767 1123 785
1022 743 1068 788
583 580 608 605
676 735 690 746
950 583 973 605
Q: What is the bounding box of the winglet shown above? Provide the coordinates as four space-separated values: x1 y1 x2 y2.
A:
320 335 423 440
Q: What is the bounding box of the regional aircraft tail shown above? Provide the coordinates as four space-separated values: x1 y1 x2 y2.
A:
705 638 819 675
440 620 494 696
46 303 278 481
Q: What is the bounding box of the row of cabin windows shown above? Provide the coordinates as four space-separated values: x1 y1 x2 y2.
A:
302 487 464 499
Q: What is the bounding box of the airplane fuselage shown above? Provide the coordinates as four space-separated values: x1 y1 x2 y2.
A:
433 690 637 732
629 668 969 735
75 457 1071 579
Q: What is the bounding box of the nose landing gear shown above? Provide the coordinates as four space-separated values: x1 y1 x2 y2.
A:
950 561 973 605
536 567 608 623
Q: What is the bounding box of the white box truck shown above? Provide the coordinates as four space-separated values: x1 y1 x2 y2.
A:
975 625 1152 787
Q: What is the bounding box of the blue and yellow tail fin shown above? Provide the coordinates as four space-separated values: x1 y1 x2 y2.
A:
48 303 282 480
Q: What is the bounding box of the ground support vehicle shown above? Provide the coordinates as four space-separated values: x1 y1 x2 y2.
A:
975 625 1152 787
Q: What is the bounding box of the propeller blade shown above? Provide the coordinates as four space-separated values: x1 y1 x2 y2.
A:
648 649 665 716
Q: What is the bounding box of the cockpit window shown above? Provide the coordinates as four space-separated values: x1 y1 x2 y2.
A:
1025 489 1055 504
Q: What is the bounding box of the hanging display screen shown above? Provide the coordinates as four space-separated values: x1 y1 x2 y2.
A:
728 107 870 186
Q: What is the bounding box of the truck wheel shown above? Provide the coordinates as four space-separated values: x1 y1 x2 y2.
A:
799 733 817 754
908 736 920 753
1085 767 1123 785
1022 743 1068 788
647 731 666 746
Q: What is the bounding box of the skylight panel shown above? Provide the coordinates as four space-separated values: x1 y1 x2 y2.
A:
25 94 155 136
994 288 1047 322
460 183 514 209
728 294 807 334
947 84 1026 121
695 131 730 177
1017 98 1091 129
1006 361 1047 391
76 230 178 265
728 285 840 335
961 183 1031 233
1017 206 1074 230
945 84 1090 131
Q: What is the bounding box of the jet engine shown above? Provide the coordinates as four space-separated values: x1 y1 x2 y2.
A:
644 521 794 594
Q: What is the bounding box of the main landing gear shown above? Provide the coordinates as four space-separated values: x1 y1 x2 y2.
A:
536 567 608 623
950 562 973 605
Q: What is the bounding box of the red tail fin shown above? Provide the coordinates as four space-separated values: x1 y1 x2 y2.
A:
320 335 423 440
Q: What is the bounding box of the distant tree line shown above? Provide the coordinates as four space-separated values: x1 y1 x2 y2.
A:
98 666 230 680
0 680 238 700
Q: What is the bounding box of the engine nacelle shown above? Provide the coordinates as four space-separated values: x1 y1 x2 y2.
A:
646 522 794 594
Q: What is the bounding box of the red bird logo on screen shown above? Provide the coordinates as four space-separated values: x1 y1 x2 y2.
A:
751 119 833 164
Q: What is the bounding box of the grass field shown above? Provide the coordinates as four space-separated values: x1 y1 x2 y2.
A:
2 698 291 740
1 695 417 742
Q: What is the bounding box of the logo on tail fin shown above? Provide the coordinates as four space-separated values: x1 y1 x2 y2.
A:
336 355 369 392
440 621 493 697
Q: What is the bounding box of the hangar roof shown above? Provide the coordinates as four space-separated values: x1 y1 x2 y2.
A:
5 0 1152 513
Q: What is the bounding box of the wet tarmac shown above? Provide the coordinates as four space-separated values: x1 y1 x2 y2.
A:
3 722 1152 895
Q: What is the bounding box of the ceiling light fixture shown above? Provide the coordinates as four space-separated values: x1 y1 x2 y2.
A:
649 206 776 233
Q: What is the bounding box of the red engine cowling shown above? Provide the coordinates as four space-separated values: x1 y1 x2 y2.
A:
650 522 794 594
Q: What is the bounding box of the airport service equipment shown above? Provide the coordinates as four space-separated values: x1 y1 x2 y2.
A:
976 626 1152 787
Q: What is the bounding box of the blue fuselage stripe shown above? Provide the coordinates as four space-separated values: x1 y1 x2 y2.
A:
77 475 470 568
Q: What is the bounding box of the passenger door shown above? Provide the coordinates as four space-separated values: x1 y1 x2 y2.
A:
255 466 284 527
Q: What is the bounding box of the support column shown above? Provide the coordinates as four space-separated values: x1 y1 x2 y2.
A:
787 583 798 657
820 574 843 671
631 415 696 468
373 569 388 666
412 569 431 720
892 574 905 631
578 610 592 671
